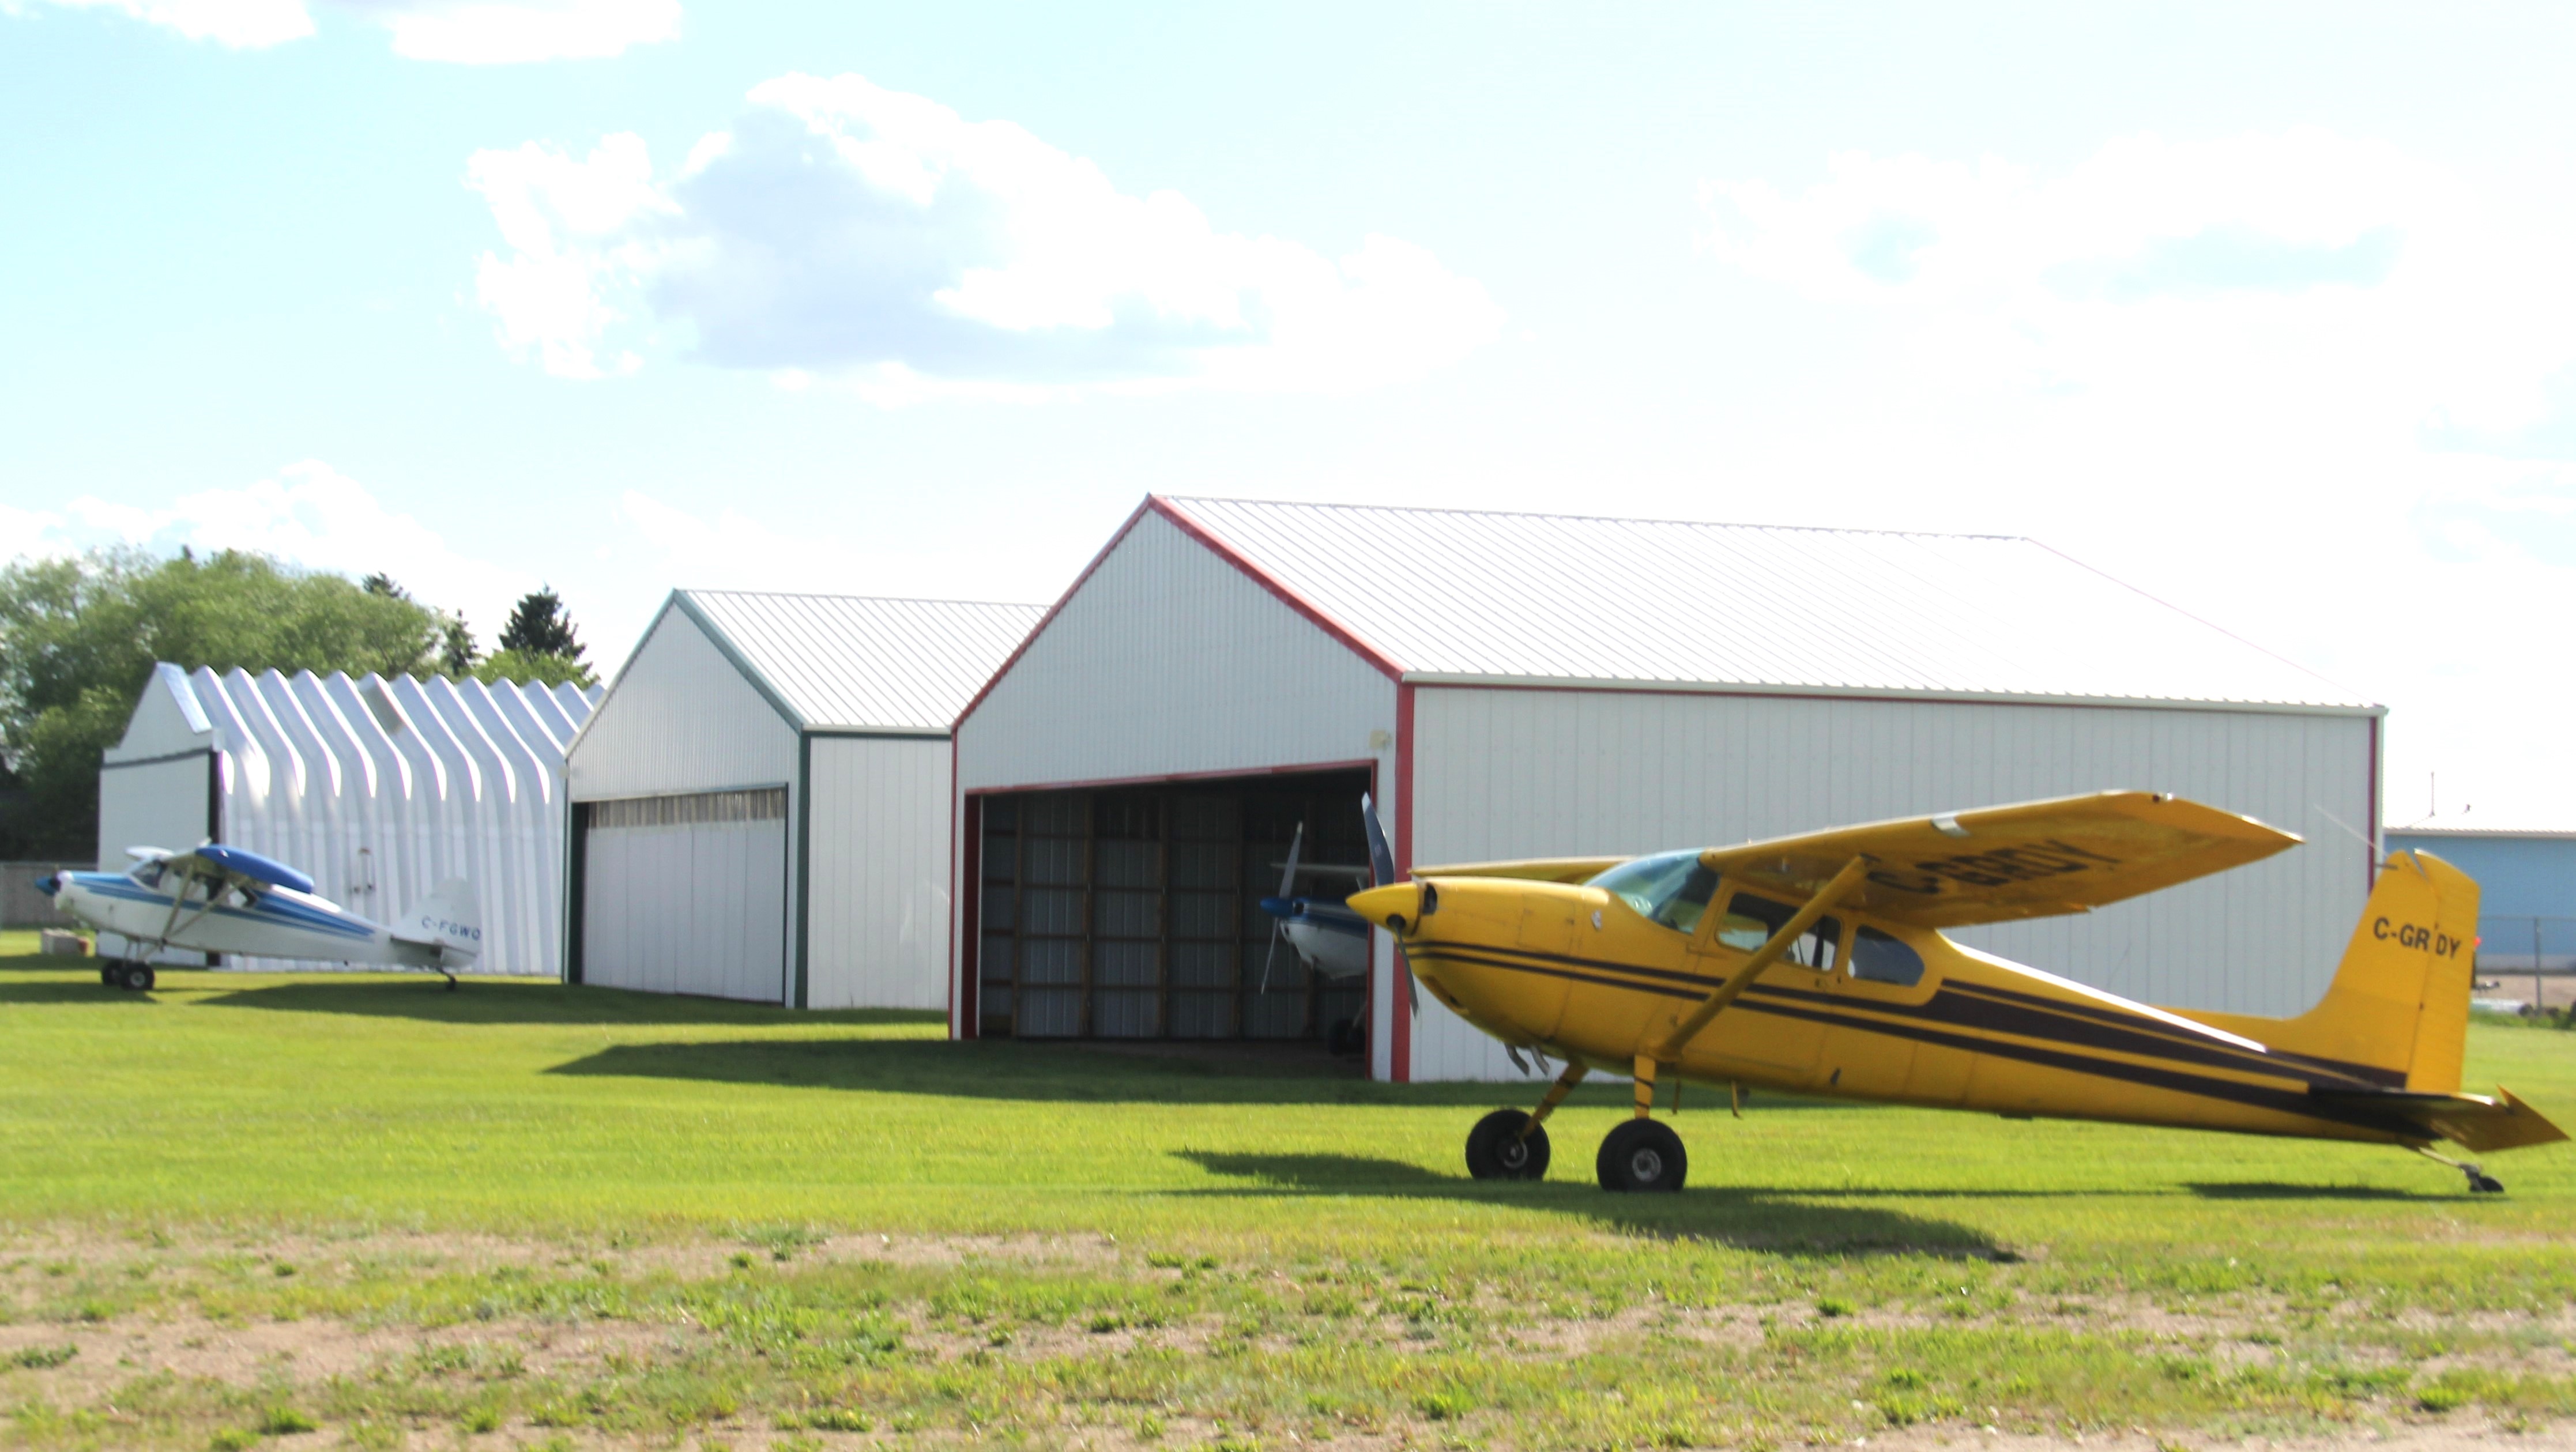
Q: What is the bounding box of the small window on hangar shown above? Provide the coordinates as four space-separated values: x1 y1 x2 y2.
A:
971 768 1373 1046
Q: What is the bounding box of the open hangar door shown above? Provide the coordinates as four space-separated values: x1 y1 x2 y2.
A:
969 768 1372 1046
577 787 788 1002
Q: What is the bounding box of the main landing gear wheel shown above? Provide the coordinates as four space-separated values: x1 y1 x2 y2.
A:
119 963 156 992
1596 1119 1687 1193
1465 1108 1551 1181
100 963 119 987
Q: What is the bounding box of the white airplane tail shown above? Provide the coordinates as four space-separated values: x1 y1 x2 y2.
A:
393 878 483 967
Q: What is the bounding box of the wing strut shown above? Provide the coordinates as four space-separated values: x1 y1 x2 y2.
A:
1636 856 1871 1099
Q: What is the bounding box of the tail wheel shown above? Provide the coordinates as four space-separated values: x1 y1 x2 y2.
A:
1596 1118 1687 1193
1465 1108 1551 1181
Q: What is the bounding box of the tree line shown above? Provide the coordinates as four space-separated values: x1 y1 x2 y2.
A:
0 548 597 860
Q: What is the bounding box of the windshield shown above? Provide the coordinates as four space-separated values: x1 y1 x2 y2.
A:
1588 850 1721 933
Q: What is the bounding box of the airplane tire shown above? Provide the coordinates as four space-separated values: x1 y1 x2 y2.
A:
1596 1119 1687 1193
122 963 156 991
100 963 119 987
2471 1172 2505 1194
1464 1108 1550 1181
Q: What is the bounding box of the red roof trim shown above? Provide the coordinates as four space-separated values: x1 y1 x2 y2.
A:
951 497 1157 727
1150 497 1405 681
953 495 1406 730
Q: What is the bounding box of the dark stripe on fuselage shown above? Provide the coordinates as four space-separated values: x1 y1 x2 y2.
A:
1752 976 2396 1094
1939 978 2407 1089
1411 933 2393 1093
1403 942 2417 1140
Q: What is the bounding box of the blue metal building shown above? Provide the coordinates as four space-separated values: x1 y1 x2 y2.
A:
2383 827 2576 971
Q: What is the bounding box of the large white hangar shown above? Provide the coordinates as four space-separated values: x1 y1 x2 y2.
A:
97 662 598 974
950 496 2382 1083
565 590 1044 1009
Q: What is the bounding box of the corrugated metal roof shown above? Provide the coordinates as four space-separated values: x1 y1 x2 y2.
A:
1162 497 2372 711
679 591 1046 731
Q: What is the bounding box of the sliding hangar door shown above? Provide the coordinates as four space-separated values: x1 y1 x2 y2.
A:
953 495 2382 1083
577 787 787 1001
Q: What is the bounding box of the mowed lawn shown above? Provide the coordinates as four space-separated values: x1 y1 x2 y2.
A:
5 931 2576 1449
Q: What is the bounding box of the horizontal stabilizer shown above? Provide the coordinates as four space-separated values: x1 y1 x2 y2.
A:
1415 856 1628 885
1697 790 2298 928
391 878 483 964
2311 1085 2569 1155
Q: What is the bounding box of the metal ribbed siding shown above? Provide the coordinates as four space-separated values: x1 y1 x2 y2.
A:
958 511 1399 791
806 734 952 1009
570 605 799 800
570 592 1034 1010
684 593 1044 730
954 508 1400 1069
1407 685 2375 1083
96 665 596 976
1168 497 2367 710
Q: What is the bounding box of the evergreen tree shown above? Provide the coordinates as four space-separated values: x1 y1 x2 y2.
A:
498 587 583 661
439 616 479 676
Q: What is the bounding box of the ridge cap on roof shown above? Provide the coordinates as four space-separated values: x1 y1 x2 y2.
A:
677 587 1044 610
1158 493 2029 545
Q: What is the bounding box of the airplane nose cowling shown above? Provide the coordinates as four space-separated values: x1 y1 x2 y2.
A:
1346 882 1422 931
35 872 59 897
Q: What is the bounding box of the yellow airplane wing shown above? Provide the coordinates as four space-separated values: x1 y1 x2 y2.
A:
1413 856 1628 885
1700 790 2299 928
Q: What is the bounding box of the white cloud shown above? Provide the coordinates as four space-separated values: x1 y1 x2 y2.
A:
355 0 675 62
1697 128 2576 827
11 0 310 47
6 0 675 60
48 461 538 653
467 73 1507 401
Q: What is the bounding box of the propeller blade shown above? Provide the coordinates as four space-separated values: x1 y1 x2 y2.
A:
1278 821 1304 897
1258 925 1282 995
1358 793 1396 887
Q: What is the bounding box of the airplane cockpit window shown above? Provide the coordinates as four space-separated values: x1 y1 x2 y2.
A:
128 862 164 889
1715 892 1841 970
1849 926 1926 986
1588 850 1720 933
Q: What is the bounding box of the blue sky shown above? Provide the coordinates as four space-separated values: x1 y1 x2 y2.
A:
7 2 2576 825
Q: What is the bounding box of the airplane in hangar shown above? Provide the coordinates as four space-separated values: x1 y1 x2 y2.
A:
1342 790 2567 1195
1255 821 1373 986
1253 820 1376 1053
40 845 483 991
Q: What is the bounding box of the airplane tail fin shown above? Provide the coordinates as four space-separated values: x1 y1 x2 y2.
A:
391 878 483 967
2193 848 2479 1090
2189 848 2566 1154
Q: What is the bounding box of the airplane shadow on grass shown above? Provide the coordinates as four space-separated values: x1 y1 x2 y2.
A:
548 1038 1596 1108
1172 1149 2017 1259
201 979 950 1030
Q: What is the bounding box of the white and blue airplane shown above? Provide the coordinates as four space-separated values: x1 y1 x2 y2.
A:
39 844 482 992
1254 820 1373 987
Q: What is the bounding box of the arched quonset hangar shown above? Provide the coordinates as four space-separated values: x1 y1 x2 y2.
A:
564 591 1043 1009
96 663 597 974
951 496 2383 1083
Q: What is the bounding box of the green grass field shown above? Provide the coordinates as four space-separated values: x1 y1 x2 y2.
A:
4 930 2574 1450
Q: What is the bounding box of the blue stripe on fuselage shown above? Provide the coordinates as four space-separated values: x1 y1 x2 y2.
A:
67 876 375 941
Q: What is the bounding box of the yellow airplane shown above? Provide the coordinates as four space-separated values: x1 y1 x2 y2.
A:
1343 791 2566 1194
